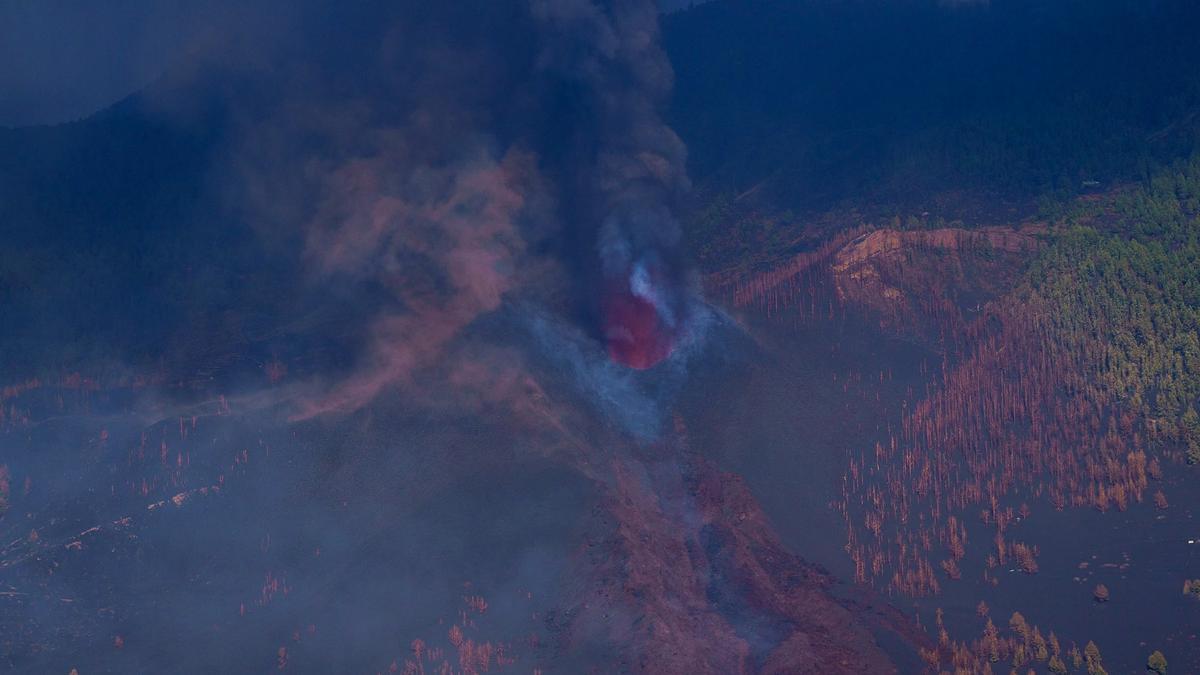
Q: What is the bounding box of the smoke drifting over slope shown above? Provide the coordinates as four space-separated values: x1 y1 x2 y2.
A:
205 0 700 417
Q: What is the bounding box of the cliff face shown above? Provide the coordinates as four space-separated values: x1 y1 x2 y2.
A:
831 226 1043 273
716 222 1044 345
828 226 1043 339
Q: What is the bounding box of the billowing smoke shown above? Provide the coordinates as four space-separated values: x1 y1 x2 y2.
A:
529 0 697 370
211 0 702 416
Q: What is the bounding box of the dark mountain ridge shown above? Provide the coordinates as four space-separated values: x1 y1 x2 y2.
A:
665 0 1200 213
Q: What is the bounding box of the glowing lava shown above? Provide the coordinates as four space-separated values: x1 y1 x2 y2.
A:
602 284 675 369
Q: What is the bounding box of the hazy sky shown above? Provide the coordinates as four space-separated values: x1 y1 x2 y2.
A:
0 0 704 127
0 1 203 126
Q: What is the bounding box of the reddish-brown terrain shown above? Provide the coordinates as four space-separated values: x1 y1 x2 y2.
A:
558 434 925 674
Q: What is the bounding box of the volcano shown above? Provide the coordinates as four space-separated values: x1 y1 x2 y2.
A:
18 0 1200 672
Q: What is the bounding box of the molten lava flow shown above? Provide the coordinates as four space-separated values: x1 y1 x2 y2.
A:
602 284 675 369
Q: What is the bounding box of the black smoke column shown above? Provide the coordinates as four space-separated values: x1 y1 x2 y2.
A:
532 0 696 369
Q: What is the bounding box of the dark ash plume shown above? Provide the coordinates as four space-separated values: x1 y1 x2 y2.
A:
532 0 699 370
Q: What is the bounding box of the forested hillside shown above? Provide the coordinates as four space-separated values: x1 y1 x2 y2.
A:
1028 154 1200 463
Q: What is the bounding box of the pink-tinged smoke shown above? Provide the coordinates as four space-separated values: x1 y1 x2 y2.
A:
228 0 701 420
291 150 533 420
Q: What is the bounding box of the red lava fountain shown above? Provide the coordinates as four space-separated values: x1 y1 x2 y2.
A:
602 285 675 369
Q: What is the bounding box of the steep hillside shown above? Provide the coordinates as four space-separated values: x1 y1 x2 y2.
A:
709 155 1200 672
